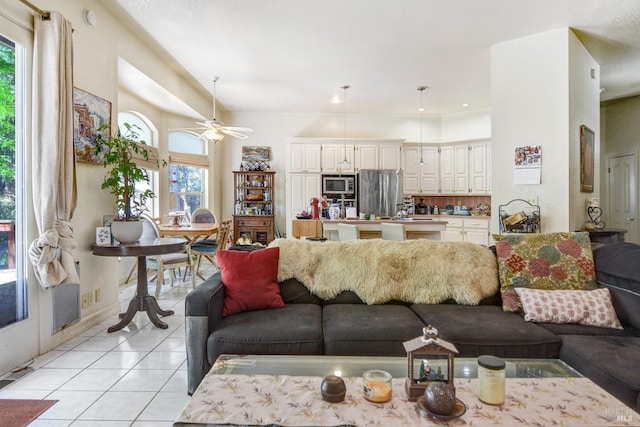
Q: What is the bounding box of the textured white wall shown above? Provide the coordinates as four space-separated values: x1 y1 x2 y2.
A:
491 28 598 235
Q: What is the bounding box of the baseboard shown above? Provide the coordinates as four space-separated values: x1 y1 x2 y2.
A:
50 302 121 348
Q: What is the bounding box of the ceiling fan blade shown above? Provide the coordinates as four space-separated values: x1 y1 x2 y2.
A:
222 129 250 139
195 122 213 127
168 127 207 131
224 126 253 132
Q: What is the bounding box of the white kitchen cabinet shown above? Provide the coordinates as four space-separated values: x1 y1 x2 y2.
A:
354 144 378 171
403 144 439 194
469 142 491 194
440 216 490 246
379 144 402 170
454 144 469 193
321 144 354 173
288 143 322 173
289 173 321 217
439 145 455 193
440 144 469 194
354 143 402 171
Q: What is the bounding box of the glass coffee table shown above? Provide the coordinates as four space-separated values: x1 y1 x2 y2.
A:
175 355 636 427
207 354 581 379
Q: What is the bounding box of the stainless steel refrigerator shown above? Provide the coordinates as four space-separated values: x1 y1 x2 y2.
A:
358 169 403 218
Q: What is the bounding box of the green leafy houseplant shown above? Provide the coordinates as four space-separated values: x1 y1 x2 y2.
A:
94 123 166 221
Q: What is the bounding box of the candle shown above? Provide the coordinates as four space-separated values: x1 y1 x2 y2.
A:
477 355 505 405
363 370 392 403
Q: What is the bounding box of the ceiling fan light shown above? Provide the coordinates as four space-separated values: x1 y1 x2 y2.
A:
202 129 224 141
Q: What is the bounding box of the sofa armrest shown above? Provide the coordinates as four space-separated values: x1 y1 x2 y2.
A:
185 272 224 395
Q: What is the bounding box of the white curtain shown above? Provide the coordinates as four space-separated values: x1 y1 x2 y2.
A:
28 11 78 289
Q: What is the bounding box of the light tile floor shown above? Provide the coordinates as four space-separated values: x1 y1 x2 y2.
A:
0 264 215 426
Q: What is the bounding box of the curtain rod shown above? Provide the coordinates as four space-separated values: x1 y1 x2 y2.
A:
19 0 50 20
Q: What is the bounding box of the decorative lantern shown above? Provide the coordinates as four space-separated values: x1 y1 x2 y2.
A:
403 325 458 401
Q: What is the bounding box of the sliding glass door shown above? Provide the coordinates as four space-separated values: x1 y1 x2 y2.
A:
0 16 38 376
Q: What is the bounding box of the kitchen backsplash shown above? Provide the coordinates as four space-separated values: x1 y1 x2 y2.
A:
409 195 491 212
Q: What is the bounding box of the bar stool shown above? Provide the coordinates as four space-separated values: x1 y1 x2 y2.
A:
381 222 406 241
337 223 360 241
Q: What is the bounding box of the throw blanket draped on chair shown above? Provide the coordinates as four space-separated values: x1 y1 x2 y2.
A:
269 238 499 305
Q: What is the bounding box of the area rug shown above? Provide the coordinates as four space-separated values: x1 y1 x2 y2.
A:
0 399 57 427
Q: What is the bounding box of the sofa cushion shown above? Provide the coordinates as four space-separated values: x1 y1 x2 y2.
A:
323 304 425 356
207 304 323 364
592 242 640 330
216 247 285 316
410 304 561 358
515 288 623 329
279 278 322 305
494 232 597 312
560 335 640 412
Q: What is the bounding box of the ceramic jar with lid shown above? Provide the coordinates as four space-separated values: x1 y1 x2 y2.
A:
328 199 341 220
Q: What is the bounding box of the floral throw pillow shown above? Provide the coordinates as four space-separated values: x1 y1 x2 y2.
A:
493 232 597 312
515 288 623 329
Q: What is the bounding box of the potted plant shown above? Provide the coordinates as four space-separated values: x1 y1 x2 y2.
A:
94 122 165 243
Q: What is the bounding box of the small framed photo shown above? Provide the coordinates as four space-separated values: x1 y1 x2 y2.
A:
96 227 112 246
580 125 595 193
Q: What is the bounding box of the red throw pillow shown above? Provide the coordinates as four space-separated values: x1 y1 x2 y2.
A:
216 247 284 316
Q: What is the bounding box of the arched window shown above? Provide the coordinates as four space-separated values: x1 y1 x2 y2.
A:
168 132 208 218
117 112 160 217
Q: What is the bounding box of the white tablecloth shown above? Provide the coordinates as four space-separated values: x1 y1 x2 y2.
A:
176 375 638 426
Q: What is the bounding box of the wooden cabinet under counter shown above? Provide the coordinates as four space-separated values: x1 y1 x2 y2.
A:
292 219 323 239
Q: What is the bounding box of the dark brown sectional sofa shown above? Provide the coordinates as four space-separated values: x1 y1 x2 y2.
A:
185 241 640 412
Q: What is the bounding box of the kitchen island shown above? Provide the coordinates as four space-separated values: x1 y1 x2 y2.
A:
322 218 447 240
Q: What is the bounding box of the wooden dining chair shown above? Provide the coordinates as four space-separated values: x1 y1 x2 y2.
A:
140 214 196 297
190 218 232 280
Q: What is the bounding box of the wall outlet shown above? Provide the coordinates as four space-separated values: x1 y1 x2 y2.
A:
81 293 89 309
526 195 538 205
95 288 101 303
88 292 93 306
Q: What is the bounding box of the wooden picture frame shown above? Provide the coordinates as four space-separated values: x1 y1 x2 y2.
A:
73 87 111 164
580 125 595 193
242 146 271 161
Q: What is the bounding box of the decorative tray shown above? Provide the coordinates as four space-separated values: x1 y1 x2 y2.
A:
416 396 466 420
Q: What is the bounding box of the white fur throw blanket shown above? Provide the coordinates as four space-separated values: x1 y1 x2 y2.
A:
268 238 499 305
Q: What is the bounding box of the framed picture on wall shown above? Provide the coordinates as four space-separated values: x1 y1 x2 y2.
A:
73 87 111 164
580 125 595 193
242 146 271 161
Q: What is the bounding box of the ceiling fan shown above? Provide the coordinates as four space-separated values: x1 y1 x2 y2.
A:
173 76 253 142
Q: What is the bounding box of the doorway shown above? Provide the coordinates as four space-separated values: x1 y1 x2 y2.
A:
607 154 638 244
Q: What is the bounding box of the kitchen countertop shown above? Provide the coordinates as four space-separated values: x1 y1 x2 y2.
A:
321 218 449 224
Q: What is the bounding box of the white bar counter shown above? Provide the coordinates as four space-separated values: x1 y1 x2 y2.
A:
322 218 447 240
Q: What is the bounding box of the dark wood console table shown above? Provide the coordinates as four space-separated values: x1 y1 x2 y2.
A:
583 229 627 245
92 237 186 333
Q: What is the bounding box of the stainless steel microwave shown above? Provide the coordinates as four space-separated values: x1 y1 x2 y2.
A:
322 174 356 198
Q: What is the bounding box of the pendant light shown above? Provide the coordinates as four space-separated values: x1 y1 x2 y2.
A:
417 86 428 165
341 85 352 166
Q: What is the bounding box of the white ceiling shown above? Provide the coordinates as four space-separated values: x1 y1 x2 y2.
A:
111 0 640 117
